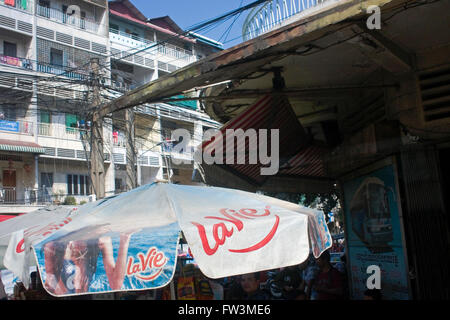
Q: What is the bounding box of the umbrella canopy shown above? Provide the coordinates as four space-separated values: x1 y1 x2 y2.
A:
0 206 77 270
1 183 331 297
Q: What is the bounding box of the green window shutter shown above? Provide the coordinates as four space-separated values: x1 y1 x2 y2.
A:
40 111 50 124
65 113 78 128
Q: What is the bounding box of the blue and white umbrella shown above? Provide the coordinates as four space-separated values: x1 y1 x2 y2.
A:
1 183 331 297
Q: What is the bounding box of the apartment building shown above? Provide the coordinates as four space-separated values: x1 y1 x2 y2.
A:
0 0 222 206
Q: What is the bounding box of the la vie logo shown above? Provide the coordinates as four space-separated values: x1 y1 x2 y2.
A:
191 206 280 256
126 247 168 281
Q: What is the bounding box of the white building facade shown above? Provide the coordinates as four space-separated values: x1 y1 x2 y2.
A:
0 0 222 207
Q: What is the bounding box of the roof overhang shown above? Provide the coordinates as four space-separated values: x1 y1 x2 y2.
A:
98 0 394 116
0 139 46 154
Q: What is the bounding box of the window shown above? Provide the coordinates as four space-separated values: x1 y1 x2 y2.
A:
65 113 79 133
40 172 53 189
67 174 72 195
50 48 63 67
3 42 17 58
115 178 123 192
40 111 51 124
67 174 89 195
0 106 16 120
80 175 85 195
73 175 79 195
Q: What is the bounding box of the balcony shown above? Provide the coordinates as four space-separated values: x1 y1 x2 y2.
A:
36 4 101 33
0 54 33 70
0 0 32 13
38 122 87 140
242 0 339 41
0 118 34 135
157 43 194 63
36 61 88 80
110 28 195 64
109 28 154 47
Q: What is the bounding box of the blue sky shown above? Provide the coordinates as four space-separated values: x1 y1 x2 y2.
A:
131 0 254 48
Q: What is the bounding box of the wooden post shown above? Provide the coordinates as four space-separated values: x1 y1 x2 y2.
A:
125 108 137 191
89 58 105 199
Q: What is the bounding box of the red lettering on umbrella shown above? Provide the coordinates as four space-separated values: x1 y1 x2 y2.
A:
229 215 280 253
16 239 25 253
191 206 279 256
126 247 168 281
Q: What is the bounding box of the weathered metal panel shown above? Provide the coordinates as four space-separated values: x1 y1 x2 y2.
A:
400 146 450 299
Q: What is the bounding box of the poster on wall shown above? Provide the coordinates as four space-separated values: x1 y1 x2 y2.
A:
343 161 411 300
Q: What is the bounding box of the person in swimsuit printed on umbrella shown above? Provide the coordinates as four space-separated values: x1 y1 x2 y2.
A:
41 224 136 295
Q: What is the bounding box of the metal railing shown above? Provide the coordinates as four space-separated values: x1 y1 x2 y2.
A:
157 43 194 62
36 61 88 80
109 28 154 45
36 4 101 33
242 0 336 41
0 118 34 135
0 187 16 203
37 123 87 140
0 54 33 70
37 122 51 136
0 187 71 205
0 0 32 12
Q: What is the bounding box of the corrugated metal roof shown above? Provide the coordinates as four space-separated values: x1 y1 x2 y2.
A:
201 94 325 184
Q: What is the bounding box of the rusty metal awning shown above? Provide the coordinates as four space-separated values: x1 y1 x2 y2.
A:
200 94 327 185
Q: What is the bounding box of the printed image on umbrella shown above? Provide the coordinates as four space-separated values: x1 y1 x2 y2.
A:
33 223 179 296
1 183 332 297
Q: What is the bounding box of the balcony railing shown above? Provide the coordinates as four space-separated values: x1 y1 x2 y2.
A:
242 0 336 41
37 61 88 80
0 118 34 135
109 28 154 46
36 4 101 33
0 0 32 13
112 131 126 147
38 123 87 140
109 28 194 63
0 54 33 70
157 43 194 62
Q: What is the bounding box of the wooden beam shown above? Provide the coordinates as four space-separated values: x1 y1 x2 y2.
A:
351 24 415 75
160 85 397 104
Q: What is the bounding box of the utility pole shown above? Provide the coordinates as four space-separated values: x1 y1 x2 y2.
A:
125 108 137 191
89 58 105 199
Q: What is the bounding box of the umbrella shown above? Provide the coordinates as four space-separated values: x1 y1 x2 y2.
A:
1 183 332 297
0 206 77 271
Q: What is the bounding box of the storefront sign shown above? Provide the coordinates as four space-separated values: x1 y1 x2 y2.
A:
0 120 19 133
